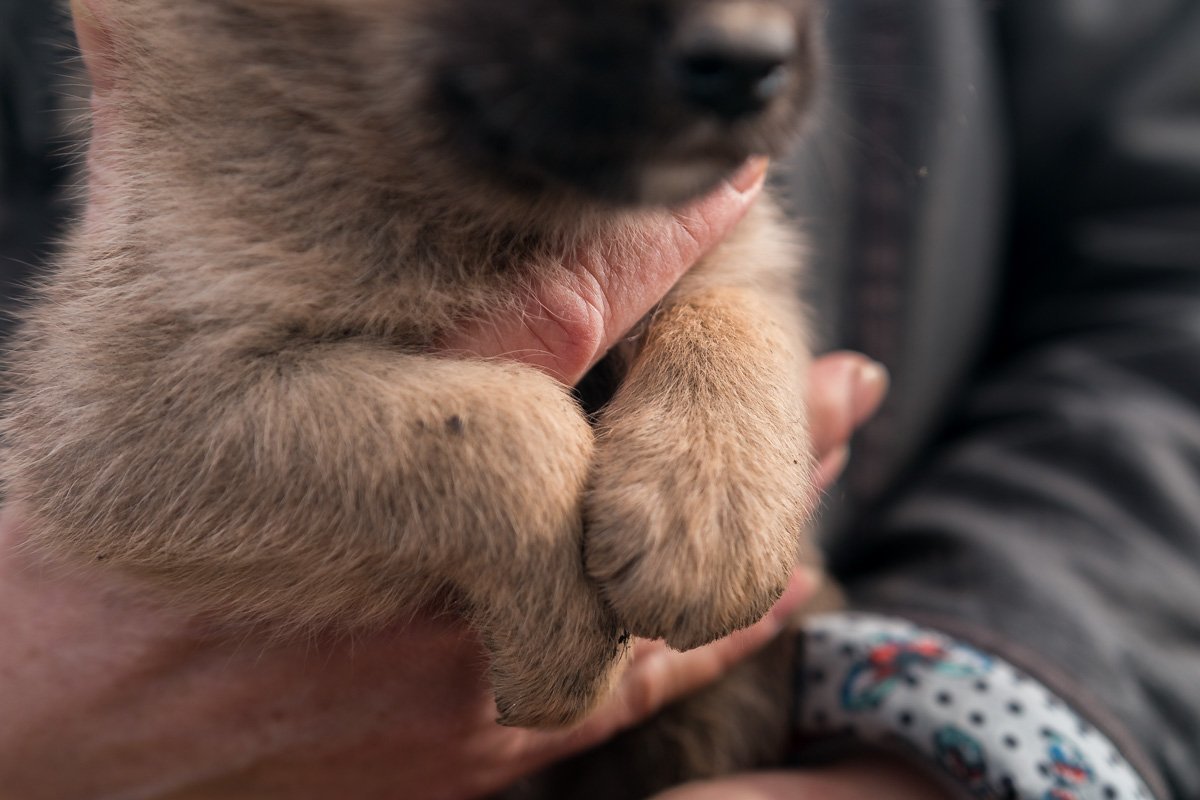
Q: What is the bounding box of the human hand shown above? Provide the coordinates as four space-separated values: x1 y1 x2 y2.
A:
651 755 954 800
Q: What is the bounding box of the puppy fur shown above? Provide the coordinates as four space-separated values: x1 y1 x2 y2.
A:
3 0 822 779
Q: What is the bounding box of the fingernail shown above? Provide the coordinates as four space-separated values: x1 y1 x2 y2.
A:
852 361 889 427
730 156 769 194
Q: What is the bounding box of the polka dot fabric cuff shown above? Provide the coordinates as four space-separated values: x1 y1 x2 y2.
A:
793 613 1157 800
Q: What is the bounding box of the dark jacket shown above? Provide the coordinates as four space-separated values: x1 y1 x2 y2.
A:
3 0 1198 797
782 3 1200 798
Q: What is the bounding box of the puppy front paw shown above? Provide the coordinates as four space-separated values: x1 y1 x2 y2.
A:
487 587 630 728
584 413 816 651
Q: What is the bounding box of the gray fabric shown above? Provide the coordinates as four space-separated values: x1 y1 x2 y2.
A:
801 2 1200 798
783 0 1006 501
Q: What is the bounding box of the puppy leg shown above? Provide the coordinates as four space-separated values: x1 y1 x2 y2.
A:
6 343 624 727
498 634 798 800
586 199 815 650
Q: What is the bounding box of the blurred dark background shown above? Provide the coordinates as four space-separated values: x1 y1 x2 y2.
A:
0 0 76 337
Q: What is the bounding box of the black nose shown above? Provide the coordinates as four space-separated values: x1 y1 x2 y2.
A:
672 3 797 121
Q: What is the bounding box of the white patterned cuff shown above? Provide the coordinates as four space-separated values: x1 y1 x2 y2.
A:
792 613 1158 800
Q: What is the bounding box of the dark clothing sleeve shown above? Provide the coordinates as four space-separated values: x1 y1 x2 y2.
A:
829 3 1200 797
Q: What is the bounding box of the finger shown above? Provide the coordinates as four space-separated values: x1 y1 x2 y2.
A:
808 352 889 461
814 444 850 490
581 157 768 378
560 567 816 754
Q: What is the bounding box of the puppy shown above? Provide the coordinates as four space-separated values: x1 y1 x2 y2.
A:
3 0 821 780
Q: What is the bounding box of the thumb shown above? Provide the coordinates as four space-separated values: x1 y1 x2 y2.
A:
441 159 768 386
578 156 770 380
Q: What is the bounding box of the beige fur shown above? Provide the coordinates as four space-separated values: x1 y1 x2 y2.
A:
504 582 845 800
586 202 815 650
4 0 822 768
